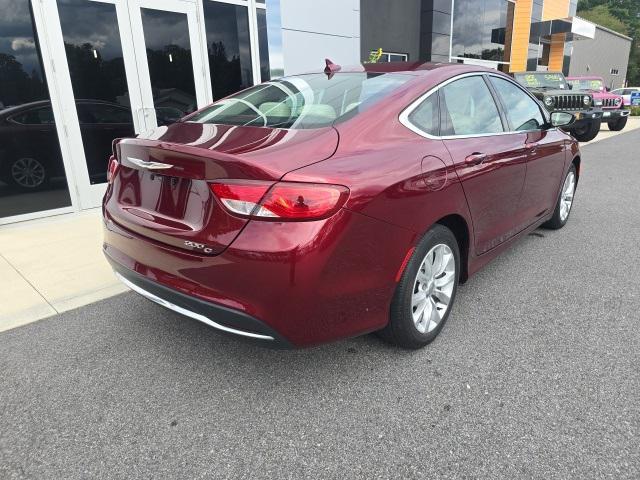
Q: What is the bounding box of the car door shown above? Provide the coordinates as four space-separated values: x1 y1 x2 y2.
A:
487 75 566 224
439 74 528 255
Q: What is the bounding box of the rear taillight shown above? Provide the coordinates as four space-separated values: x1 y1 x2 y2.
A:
210 181 349 221
107 156 119 184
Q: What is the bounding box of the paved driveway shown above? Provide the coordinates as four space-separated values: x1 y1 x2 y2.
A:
1 130 639 480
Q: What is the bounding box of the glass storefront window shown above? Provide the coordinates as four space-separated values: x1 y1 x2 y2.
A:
451 0 512 62
256 8 271 82
203 1 253 101
262 1 284 79
0 0 72 218
140 8 198 124
57 0 136 185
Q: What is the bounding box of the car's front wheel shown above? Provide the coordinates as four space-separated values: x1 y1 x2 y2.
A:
571 119 601 142
379 224 460 349
607 116 627 131
543 164 577 230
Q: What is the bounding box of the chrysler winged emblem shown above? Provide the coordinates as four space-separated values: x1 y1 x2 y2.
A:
126 157 173 170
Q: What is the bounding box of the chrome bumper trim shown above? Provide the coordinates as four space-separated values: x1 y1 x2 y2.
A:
116 273 275 341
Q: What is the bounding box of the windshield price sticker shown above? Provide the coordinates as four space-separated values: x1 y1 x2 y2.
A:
524 74 540 87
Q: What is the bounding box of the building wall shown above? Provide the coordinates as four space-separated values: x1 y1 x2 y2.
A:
360 0 422 62
279 0 361 74
358 0 605 76
542 0 569 70
510 0 534 72
420 0 453 63
568 25 632 89
542 0 569 20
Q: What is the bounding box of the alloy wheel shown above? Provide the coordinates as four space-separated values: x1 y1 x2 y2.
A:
11 158 46 188
411 244 456 334
559 171 575 222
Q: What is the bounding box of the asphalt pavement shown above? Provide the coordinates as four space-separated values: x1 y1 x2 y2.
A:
1 129 639 480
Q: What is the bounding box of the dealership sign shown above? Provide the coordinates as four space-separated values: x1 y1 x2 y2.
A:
631 92 640 106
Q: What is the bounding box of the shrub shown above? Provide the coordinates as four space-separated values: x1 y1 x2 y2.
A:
630 106 640 116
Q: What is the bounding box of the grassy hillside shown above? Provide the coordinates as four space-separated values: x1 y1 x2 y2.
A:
577 0 639 85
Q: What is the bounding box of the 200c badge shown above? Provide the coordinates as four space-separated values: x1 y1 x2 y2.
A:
184 241 214 254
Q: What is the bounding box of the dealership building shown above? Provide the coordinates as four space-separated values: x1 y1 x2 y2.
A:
0 0 627 224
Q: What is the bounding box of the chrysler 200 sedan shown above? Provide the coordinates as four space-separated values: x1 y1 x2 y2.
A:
103 62 580 349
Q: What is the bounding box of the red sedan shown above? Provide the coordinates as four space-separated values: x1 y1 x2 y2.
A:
103 62 580 349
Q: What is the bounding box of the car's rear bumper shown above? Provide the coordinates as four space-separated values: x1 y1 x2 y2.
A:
107 255 293 348
103 207 415 347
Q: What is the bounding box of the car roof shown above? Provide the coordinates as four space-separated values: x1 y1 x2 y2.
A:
0 99 127 118
299 61 498 77
359 61 458 74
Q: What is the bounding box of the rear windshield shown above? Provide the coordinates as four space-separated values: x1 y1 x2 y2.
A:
514 72 568 90
187 72 412 129
567 78 604 91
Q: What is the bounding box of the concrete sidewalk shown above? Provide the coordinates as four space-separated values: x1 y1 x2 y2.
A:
1 117 639 331
0 210 126 332
582 116 640 144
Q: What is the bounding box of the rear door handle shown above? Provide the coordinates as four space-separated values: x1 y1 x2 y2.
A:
465 152 488 166
525 142 539 154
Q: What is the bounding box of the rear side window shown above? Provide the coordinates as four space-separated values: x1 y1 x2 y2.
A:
408 93 439 136
489 76 545 131
439 76 504 136
77 103 132 124
9 107 55 125
188 72 412 129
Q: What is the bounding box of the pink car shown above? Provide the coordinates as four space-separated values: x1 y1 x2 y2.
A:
567 76 630 131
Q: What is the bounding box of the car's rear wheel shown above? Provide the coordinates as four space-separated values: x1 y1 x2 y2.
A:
8 157 48 190
607 116 627 131
571 119 601 142
543 164 577 230
379 224 460 349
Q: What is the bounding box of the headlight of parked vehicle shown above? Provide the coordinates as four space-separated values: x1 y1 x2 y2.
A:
583 95 591 106
544 96 554 107
615 98 621 106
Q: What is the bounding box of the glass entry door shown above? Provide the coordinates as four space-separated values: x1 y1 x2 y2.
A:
42 0 210 209
128 0 209 131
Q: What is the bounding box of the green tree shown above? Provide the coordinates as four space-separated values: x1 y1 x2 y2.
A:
577 0 640 85
578 5 629 35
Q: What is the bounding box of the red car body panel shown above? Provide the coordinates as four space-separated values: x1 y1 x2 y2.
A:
106 124 339 253
103 63 580 347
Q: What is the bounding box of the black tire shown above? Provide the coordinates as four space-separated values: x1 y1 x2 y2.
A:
542 164 577 230
378 224 460 349
607 116 627 131
571 119 601 142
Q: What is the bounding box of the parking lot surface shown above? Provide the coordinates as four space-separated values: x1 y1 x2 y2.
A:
1 130 639 480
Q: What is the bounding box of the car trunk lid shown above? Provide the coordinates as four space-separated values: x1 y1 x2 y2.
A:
103 122 339 254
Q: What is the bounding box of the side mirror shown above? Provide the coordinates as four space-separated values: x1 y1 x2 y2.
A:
550 111 575 127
